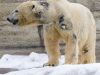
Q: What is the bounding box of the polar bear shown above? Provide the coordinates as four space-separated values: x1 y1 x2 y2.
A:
7 0 96 66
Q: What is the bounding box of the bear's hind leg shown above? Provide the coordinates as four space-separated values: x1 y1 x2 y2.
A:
65 34 79 64
82 46 96 64
78 44 96 64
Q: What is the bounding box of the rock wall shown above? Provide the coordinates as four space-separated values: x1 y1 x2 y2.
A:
69 0 100 11
0 0 28 3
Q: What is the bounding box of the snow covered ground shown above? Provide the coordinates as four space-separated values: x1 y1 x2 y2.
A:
0 52 100 75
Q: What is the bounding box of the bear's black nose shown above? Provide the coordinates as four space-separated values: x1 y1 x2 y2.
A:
7 17 18 25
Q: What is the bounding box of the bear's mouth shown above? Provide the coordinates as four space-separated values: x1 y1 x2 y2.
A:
12 19 19 25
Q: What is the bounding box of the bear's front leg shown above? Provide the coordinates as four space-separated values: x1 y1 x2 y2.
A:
65 34 79 64
43 25 61 66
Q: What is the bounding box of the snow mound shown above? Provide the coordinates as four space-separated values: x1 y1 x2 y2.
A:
0 52 100 75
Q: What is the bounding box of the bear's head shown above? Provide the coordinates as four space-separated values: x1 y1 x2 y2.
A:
7 1 46 26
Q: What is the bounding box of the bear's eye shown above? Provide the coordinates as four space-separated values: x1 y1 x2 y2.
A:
40 2 49 7
15 10 18 13
32 5 35 9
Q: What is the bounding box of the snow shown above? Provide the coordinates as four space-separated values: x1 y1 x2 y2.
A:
0 52 100 75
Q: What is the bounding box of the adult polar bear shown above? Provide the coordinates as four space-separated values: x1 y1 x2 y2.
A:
7 0 96 66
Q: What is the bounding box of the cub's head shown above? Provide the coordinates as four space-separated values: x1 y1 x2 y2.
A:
7 1 49 26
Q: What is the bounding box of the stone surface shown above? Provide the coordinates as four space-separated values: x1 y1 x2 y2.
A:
0 68 18 74
94 0 100 11
0 0 29 3
68 0 94 11
69 0 100 11
0 21 40 48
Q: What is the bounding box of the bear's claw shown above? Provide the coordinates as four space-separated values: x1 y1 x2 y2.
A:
43 63 57 67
